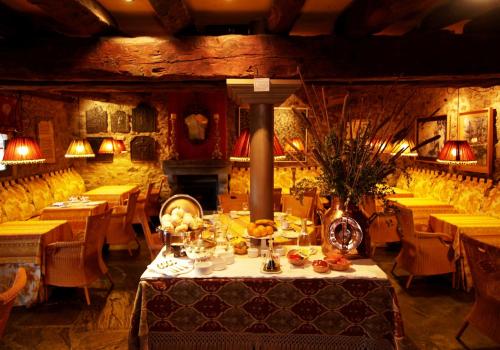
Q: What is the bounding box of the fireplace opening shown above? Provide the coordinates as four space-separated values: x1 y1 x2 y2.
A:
176 175 219 212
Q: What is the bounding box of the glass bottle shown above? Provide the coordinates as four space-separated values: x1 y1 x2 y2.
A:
297 218 311 247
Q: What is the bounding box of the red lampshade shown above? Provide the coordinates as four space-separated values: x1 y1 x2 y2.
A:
437 140 477 165
98 138 115 154
0 137 45 165
113 139 127 154
230 128 286 162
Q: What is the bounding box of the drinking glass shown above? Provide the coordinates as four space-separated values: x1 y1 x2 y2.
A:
242 202 249 211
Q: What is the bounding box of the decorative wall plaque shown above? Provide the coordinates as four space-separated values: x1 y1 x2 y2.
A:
86 106 108 133
131 136 156 162
37 119 56 163
0 95 18 131
110 110 130 133
132 103 156 132
87 137 113 162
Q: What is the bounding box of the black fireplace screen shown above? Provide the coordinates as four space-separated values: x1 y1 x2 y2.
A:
176 175 218 212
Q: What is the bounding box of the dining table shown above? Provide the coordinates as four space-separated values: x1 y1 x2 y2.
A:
83 185 139 206
221 211 317 245
389 197 458 225
129 246 404 350
386 187 414 199
429 214 500 291
39 200 108 235
0 220 73 305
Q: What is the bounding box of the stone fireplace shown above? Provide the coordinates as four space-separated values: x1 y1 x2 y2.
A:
162 159 231 212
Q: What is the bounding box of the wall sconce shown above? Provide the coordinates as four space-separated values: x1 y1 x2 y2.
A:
65 139 95 158
230 128 286 162
0 136 45 165
98 138 115 154
437 140 477 165
390 139 418 157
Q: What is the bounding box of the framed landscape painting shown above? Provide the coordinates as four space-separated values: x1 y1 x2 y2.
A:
415 115 447 160
457 108 494 175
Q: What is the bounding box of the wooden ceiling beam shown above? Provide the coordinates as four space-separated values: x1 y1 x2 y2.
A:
267 0 306 34
148 0 192 35
0 3 43 40
463 7 500 34
334 0 445 37
0 34 499 85
26 0 117 37
419 1 500 32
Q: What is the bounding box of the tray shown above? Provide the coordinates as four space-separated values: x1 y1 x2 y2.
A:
159 194 204 221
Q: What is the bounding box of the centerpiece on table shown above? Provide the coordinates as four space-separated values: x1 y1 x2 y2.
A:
289 79 439 257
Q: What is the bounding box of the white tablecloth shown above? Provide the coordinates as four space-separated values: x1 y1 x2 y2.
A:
141 246 388 280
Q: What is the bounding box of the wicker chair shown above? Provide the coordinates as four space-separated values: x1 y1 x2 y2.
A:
45 210 112 305
0 268 27 337
218 193 248 212
456 234 500 344
106 190 140 256
393 206 455 289
359 196 400 257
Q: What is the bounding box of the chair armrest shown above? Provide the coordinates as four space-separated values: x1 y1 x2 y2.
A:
112 205 127 216
415 230 453 242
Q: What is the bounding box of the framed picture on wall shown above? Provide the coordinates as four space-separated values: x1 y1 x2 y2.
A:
238 107 309 163
415 115 447 160
456 108 494 175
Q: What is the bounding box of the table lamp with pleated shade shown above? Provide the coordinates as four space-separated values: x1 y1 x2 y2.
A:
230 128 286 162
65 139 95 158
0 137 45 165
98 138 115 154
390 139 418 157
437 140 477 165
113 139 127 154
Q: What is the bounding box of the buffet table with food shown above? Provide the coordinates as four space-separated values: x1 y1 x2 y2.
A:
129 195 403 350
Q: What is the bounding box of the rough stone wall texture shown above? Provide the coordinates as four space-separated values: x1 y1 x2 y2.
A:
0 94 78 180
320 85 500 179
75 96 169 195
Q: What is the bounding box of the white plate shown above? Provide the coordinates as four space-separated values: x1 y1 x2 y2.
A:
293 219 313 226
236 210 250 216
242 229 278 240
280 230 300 239
52 202 67 207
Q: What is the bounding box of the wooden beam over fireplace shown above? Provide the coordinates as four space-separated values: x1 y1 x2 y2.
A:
0 34 499 86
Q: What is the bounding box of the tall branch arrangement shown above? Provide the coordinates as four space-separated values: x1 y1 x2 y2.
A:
290 77 439 207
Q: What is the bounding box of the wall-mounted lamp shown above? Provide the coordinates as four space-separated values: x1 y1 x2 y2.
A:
65 139 95 158
0 136 45 165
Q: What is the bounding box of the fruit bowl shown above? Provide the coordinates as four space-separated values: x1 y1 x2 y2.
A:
312 260 329 273
325 255 352 271
287 249 307 266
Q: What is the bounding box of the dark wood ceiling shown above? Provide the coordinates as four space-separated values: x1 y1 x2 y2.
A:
0 0 499 39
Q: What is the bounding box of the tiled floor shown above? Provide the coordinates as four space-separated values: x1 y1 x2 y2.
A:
0 235 497 349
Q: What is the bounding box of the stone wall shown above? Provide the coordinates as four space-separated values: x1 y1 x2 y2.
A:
0 94 78 180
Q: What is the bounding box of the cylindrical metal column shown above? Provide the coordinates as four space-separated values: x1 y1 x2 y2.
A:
249 103 274 221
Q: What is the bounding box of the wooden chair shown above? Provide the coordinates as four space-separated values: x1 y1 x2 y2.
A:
456 235 500 344
218 193 248 212
106 190 140 256
0 268 27 338
273 188 282 212
359 196 400 257
45 210 112 305
282 193 315 220
393 206 455 289
145 176 167 220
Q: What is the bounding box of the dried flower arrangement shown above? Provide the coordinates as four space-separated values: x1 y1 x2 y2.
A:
287 79 439 208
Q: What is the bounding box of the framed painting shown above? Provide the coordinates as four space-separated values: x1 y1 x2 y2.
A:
238 107 308 163
0 95 19 131
457 108 494 175
415 115 447 160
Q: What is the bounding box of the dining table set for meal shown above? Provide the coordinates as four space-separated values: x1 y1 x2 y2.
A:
129 194 404 350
